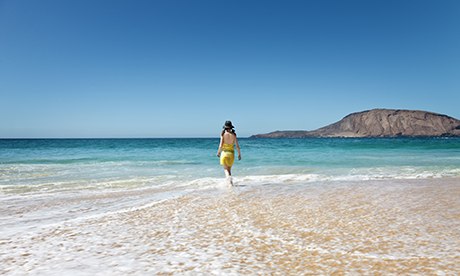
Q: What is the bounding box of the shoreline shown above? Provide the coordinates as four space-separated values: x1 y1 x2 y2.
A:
1 177 459 274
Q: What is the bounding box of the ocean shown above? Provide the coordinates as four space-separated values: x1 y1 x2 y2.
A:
1 138 459 274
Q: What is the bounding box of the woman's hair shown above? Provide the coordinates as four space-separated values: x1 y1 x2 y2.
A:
221 128 236 137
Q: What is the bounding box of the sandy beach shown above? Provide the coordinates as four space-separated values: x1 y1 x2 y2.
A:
1 177 459 275
2 0 460 273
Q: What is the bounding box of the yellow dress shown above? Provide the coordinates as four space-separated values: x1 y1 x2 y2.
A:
220 144 235 167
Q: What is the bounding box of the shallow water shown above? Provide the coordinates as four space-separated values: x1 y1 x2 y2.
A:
1 178 459 275
1 138 459 274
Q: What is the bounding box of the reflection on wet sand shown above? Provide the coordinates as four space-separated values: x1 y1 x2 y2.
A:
1 178 459 275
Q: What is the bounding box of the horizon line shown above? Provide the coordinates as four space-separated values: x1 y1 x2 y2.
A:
0 137 252 139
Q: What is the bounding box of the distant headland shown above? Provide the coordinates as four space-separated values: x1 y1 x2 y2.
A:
251 109 460 138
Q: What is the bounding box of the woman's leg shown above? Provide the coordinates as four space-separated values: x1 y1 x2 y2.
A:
224 166 233 185
224 166 231 177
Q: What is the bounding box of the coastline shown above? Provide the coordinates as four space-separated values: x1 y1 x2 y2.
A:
2 177 459 275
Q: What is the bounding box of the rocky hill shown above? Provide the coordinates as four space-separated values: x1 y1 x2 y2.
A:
251 109 460 138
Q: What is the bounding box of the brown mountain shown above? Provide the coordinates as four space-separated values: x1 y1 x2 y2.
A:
251 109 460 138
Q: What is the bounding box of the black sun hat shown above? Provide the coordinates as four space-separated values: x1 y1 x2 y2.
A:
223 121 235 129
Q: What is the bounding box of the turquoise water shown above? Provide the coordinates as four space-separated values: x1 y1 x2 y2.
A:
1 137 460 270
1 138 459 193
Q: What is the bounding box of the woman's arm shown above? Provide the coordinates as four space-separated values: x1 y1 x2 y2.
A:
217 136 223 157
235 136 242 160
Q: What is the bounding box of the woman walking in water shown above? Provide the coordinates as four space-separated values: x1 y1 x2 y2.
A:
217 121 241 186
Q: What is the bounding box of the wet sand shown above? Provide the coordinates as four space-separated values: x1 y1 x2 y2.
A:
1 178 459 275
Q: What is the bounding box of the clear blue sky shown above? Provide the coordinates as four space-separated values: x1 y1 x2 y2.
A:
1 0 459 138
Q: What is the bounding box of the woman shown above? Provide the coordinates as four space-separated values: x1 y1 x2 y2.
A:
217 121 242 185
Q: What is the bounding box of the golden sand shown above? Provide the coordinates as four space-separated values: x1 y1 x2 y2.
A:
1 178 459 274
